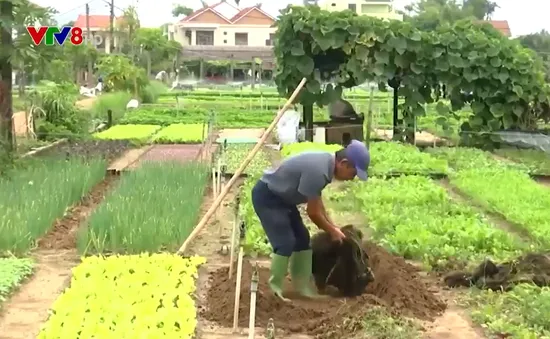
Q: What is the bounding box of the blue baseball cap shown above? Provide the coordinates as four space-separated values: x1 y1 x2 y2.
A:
345 140 370 181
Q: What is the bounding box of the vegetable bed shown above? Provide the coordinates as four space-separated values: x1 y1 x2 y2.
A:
451 167 550 245
120 108 327 127
216 144 271 175
80 162 208 254
153 123 206 144
94 124 161 141
159 90 375 99
0 258 34 308
426 147 527 172
0 158 106 254
38 254 205 339
493 148 550 175
344 176 522 268
466 284 550 338
240 175 522 266
282 141 448 176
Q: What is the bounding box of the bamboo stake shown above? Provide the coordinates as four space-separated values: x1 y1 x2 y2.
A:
228 211 238 278
176 78 307 255
248 264 259 339
233 247 244 332
211 168 217 202
216 159 222 234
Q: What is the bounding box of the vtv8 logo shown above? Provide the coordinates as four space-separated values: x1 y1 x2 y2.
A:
26 26 84 46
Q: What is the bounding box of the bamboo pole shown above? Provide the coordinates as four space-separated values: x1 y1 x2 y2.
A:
248 264 259 338
216 159 222 221
233 247 244 332
211 168 217 202
228 211 238 278
176 78 307 255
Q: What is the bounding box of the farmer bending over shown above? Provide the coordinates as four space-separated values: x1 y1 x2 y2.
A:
251 139 370 301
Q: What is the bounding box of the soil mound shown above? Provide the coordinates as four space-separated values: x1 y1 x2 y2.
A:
203 241 446 338
444 253 550 291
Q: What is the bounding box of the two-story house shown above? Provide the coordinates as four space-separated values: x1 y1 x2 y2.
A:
73 14 121 53
320 0 403 21
172 2 276 47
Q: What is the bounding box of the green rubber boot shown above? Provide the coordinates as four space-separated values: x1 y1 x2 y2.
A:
290 249 326 298
269 254 290 302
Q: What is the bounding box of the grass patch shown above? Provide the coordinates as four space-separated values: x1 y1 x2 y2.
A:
79 162 209 254
0 158 106 254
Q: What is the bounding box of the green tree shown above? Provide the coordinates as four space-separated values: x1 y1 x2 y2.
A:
517 30 550 81
172 4 193 17
134 27 181 76
96 54 148 95
116 5 140 55
404 0 498 31
12 0 56 95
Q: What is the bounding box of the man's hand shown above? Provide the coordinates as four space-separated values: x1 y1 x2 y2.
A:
329 226 346 243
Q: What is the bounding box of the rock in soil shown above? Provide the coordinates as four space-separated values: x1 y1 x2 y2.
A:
202 241 446 338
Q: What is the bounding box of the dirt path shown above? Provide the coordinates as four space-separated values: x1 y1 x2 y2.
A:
0 250 78 339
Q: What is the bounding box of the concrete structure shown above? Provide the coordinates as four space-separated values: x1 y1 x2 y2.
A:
320 0 403 21
73 14 121 53
171 2 276 47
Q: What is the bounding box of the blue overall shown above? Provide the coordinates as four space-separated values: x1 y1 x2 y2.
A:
251 180 310 257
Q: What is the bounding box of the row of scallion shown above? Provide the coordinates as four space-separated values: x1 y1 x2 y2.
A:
0 157 106 255
78 161 209 254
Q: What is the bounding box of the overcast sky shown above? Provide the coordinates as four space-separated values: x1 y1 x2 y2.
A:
30 0 550 37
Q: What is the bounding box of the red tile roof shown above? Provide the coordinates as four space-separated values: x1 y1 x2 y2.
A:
230 7 254 22
73 14 123 29
180 1 230 23
180 3 274 24
486 20 511 37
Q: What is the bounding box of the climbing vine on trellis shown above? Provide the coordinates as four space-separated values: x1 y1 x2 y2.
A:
273 6 550 144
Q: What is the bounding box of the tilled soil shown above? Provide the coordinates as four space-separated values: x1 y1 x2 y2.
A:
40 139 131 162
203 241 446 338
37 175 119 249
128 144 207 169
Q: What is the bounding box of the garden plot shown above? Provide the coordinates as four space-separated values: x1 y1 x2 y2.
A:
38 140 132 163
94 124 161 142
126 144 205 169
282 141 449 176
215 144 271 176
202 242 446 338
80 162 208 254
492 148 550 176
38 254 205 338
0 258 33 309
153 123 207 143
430 147 550 245
217 128 265 141
0 157 106 255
